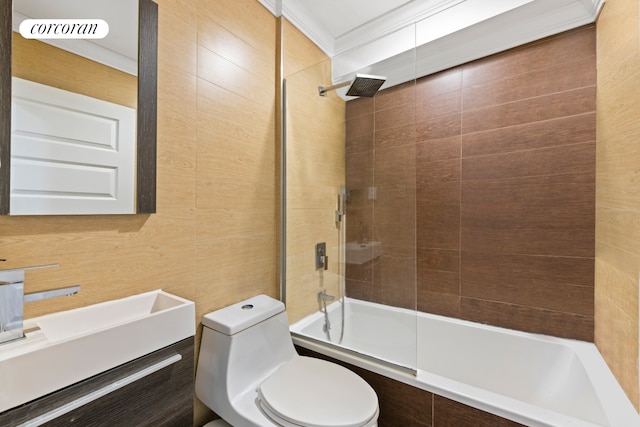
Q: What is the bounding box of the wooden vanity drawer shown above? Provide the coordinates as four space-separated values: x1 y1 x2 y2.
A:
0 337 194 427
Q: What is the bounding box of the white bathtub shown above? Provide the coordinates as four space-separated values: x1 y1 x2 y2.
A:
290 298 640 427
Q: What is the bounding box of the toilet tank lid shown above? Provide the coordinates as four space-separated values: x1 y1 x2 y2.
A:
202 294 285 335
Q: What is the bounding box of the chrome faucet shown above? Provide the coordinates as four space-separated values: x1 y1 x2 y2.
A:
0 264 80 345
317 289 335 310
317 289 335 334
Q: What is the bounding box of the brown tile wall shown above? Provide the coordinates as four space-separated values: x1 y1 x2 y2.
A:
345 81 418 310
345 25 596 341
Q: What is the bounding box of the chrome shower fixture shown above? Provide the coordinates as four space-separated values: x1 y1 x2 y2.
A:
318 73 386 97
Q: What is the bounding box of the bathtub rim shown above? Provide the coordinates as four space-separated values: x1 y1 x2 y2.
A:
292 333 598 427
290 297 640 427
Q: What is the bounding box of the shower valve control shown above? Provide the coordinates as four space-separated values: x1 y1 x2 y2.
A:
315 242 328 270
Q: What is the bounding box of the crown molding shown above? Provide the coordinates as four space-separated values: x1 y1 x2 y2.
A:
580 0 606 18
257 0 280 16
270 0 605 88
334 0 466 56
280 1 335 55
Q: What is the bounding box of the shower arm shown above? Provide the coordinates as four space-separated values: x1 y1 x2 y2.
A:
318 81 350 97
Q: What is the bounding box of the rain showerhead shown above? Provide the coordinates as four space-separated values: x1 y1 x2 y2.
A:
318 73 386 98
345 74 387 97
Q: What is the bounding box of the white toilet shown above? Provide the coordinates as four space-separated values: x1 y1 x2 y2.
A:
195 294 379 427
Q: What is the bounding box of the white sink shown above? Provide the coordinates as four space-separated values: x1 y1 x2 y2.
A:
0 290 195 413
345 241 383 265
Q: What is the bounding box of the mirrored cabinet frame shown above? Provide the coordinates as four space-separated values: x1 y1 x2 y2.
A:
0 0 158 215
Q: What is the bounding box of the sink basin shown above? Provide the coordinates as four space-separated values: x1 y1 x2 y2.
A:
0 290 195 413
345 241 383 264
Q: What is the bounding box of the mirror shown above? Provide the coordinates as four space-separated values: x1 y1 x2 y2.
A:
0 0 157 215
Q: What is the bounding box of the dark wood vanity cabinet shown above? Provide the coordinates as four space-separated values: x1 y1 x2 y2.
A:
0 337 194 427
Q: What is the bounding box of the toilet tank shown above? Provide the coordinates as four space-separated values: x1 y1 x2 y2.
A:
195 295 297 411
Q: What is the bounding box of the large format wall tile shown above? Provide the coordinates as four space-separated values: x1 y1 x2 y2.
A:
346 25 596 340
595 0 640 409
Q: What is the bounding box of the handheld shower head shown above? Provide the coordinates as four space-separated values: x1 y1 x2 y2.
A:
318 74 386 98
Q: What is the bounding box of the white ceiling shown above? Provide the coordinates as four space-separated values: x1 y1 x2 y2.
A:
261 0 605 92
294 0 415 40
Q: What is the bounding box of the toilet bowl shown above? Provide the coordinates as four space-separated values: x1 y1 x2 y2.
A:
195 294 379 427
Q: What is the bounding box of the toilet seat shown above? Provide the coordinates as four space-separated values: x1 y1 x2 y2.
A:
257 356 379 427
